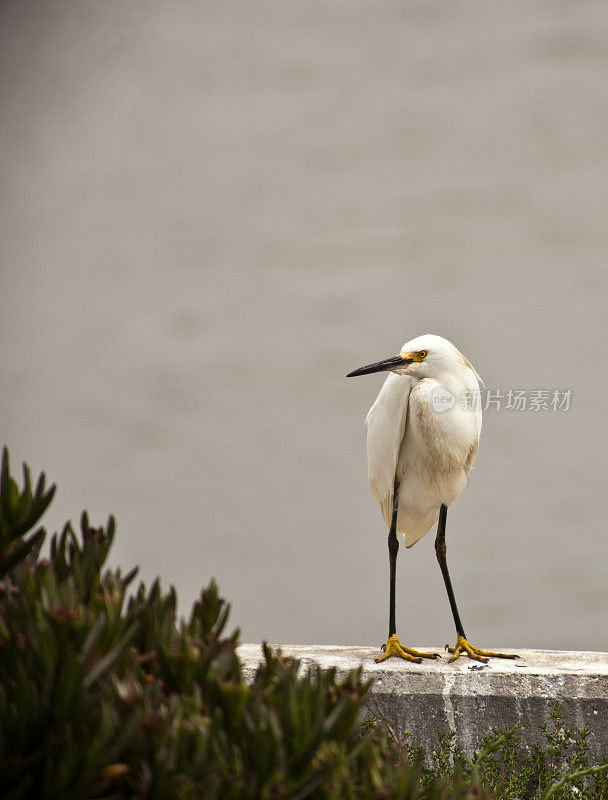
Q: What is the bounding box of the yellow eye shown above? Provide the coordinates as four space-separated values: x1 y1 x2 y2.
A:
419 350 428 358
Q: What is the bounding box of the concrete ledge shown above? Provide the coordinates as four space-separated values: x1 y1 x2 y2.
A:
237 645 608 760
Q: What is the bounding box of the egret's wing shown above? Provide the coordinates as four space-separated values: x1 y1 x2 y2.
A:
365 373 413 528
464 440 479 475
461 358 482 476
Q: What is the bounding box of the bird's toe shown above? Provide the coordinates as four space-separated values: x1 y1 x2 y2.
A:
375 635 439 664
448 635 518 663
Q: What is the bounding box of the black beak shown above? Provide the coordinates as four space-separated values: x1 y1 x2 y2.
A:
347 355 411 378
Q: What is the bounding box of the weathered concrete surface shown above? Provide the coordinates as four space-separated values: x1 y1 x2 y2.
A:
238 645 608 760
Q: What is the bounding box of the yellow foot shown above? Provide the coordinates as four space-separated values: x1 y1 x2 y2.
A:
447 634 519 664
375 634 440 664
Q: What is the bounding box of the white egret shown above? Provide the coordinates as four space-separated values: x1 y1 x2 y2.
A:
347 334 517 664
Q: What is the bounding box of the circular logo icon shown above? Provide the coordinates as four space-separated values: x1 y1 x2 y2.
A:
432 386 455 413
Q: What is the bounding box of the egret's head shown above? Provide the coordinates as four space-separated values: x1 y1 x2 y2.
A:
397 334 458 379
347 334 480 383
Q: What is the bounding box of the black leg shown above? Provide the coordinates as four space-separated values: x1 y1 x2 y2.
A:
434 504 466 639
387 483 400 639
376 485 440 662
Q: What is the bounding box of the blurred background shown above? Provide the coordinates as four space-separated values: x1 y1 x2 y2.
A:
2 0 607 651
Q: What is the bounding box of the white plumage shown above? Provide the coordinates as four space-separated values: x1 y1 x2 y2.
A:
363 334 482 547
348 333 517 664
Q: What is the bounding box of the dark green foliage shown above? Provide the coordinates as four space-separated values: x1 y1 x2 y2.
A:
1 447 607 799
0 448 54 578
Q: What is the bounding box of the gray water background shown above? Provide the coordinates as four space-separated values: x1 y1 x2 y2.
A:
2 0 607 651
